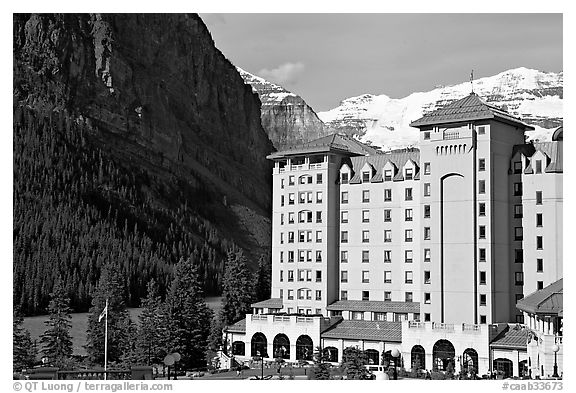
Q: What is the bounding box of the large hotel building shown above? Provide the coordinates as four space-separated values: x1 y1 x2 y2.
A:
222 93 563 379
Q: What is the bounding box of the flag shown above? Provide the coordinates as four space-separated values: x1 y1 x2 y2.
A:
98 303 108 322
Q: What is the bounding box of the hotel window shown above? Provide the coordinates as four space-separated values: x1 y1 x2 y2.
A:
298 269 305 281
341 291 348 300
384 271 392 284
288 232 295 243
341 231 348 243
362 250 370 263
362 210 370 223
280 251 284 263
537 258 543 272
374 312 386 321
405 229 413 242
280 213 284 225
479 271 486 285
362 171 371 183
362 231 370 243
316 290 322 301
514 227 523 241
384 209 392 222
537 236 543 250
281 179 285 189
405 168 413 180
280 270 284 282
316 173 323 184
405 292 413 302
424 249 431 262
424 227 431 240
424 293 431 304
479 180 486 194
384 250 392 263
478 158 486 171
535 160 542 174
480 315 487 324
341 211 348 223
288 193 295 205
536 191 542 205
341 191 349 204
289 175 295 185
424 162 431 175
288 251 294 263
280 233 284 244
536 213 543 227
477 126 486 135
424 271 431 284
424 313 431 322
479 203 486 216
288 289 294 300
514 249 523 264
479 248 486 262
405 208 413 221
514 204 523 218
352 311 364 320
315 250 322 262
515 272 524 286
516 315 524 324
513 161 522 174
300 175 312 185
341 271 348 283
281 195 285 206
405 271 413 284
341 172 349 184
316 270 322 282
362 190 370 203
384 189 392 201
384 169 393 181
515 294 523 303
298 289 304 300
424 205 431 218
480 294 487 306
362 271 370 283
424 131 431 139
299 231 306 243
299 211 312 223
513 183 522 196
537 281 544 290
340 251 348 263
362 291 370 301
316 231 322 243
288 212 294 224
316 211 322 223
306 270 312 282
424 183 431 196
279 289 283 299
288 270 294 282
479 226 486 239
384 230 392 242
384 292 392 302
405 250 413 263
316 191 323 203
299 192 307 204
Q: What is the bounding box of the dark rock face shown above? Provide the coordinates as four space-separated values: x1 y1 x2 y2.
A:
237 68 328 149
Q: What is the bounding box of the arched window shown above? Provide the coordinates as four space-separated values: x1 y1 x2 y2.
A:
323 346 338 362
299 175 313 185
296 335 313 361
462 348 478 374
232 341 245 356
493 358 513 378
251 333 267 357
433 339 455 371
298 210 313 223
273 334 290 359
411 345 426 370
365 349 379 365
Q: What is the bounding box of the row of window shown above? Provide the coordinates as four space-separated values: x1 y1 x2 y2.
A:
341 184 431 204
279 288 323 301
341 206 431 223
280 230 323 244
280 191 323 206
281 174 323 188
341 227 431 243
279 269 322 283
512 159 546 175
279 250 323 263
340 249 430 263
341 290 414 303
280 210 322 225
340 270 431 285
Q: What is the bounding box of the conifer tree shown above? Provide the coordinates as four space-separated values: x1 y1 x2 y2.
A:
85 263 132 366
254 253 271 302
13 308 36 372
311 346 331 380
341 347 370 380
221 249 255 325
136 279 165 366
40 278 74 367
163 256 213 370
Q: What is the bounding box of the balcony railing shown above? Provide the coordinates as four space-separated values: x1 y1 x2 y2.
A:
251 315 268 321
462 323 481 332
433 322 455 330
273 316 291 323
296 317 314 324
444 131 460 140
408 321 425 329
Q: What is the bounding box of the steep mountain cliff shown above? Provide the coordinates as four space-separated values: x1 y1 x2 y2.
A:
13 14 273 314
237 67 327 149
318 68 563 150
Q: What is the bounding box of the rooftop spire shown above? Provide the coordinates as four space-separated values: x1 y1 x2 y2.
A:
470 69 474 94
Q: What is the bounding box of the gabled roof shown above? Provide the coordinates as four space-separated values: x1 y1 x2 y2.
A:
347 149 420 183
513 142 563 174
516 279 563 315
321 320 402 342
251 298 283 309
490 325 529 349
326 300 420 314
224 318 246 334
267 133 379 159
410 92 535 130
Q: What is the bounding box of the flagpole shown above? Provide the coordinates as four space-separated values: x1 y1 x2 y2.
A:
104 298 108 381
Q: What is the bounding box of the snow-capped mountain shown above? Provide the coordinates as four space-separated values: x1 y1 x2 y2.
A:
318 67 563 150
237 67 327 149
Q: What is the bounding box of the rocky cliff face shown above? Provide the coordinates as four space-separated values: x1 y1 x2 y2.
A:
237 67 327 149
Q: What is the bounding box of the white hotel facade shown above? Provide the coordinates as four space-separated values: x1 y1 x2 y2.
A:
222 93 563 378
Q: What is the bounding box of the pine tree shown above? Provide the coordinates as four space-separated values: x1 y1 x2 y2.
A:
163 256 213 370
311 346 331 380
40 278 74 368
221 249 255 325
341 347 370 380
13 308 36 373
136 279 165 366
85 263 132 366
254 253 271 302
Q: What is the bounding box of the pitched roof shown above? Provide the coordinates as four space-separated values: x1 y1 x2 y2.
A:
251 298 283 309
267 133 379 159
224 318 246 334
490 325 529 349
410 93 535 130
512 141 563 174
516 279 563 315
326 300 420 314
321 320 402 342
348 149 420 183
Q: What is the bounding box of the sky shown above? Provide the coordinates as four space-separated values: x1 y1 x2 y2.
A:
201 13 563 112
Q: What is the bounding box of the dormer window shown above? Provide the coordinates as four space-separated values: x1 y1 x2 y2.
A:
513 161 522 174
535 160 542 174
341 173 349 184
362 171 371 183
384 169 393 181
405 168 413 180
